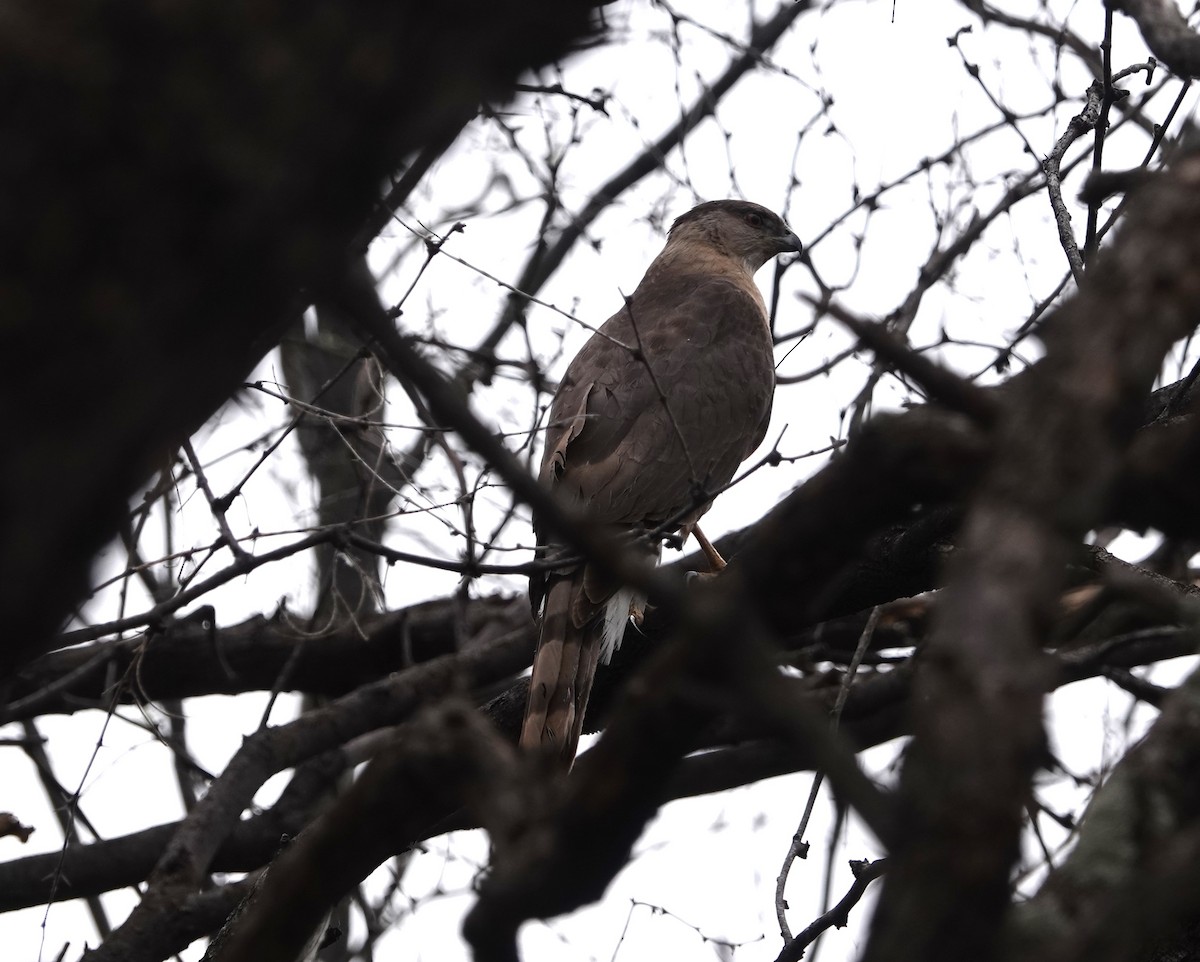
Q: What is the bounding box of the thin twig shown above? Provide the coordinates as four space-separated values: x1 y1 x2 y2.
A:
812 298 998 426
775 858 888 962
775 607 881 941
58 529 344 646
182 439 249 563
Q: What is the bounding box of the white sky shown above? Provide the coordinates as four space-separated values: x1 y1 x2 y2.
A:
4 1 1198 960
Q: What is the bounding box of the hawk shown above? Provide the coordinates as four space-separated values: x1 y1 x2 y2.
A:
520 199 802 763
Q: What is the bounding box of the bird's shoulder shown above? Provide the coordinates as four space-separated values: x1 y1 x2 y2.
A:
583 271 766 360
554 268 772 403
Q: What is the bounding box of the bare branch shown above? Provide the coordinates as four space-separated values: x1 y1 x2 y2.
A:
1113 0 1200 78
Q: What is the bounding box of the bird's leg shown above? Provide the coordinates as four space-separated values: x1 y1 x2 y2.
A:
691 524 727 572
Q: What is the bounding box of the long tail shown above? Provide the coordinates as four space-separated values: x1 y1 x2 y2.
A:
520 573 632 764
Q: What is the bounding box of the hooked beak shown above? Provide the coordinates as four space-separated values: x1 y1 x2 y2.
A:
777 224 803 255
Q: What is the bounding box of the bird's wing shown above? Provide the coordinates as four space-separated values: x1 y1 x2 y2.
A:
544 274 776 528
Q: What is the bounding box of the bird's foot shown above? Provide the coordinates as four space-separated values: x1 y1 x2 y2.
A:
692 524 727 572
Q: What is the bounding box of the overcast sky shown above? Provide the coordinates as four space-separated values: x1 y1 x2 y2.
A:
6 2 1196 960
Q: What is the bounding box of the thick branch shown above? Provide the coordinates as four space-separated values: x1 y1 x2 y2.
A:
862 153 1200 962
205 703 513 962
5 596 532 722
78 628 530 962
1007 660 1200 962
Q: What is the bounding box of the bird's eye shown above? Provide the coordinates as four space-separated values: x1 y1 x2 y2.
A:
745 212 764 228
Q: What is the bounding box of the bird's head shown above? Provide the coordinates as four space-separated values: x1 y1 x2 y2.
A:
668 199 802 273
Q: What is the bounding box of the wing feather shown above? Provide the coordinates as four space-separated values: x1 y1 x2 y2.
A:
544 273 775 528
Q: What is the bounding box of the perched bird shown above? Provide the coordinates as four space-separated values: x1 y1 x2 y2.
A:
520 199 802 764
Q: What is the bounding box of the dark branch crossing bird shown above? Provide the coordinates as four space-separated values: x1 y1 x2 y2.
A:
520 200 802 765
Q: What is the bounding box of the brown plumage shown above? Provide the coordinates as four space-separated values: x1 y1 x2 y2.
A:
520 199 802 764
